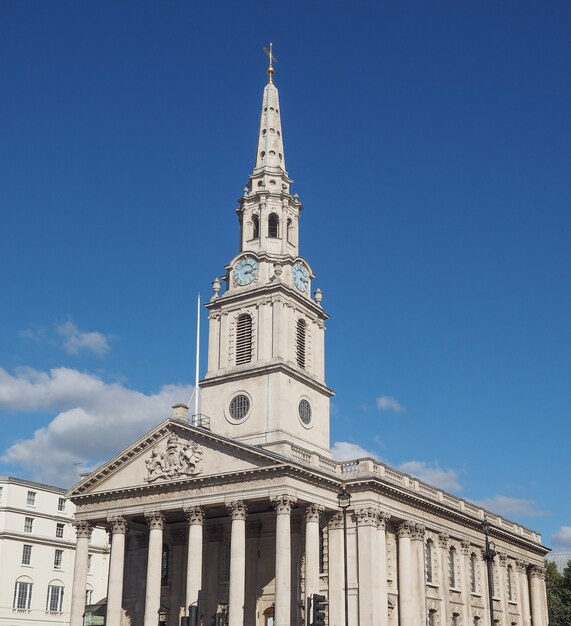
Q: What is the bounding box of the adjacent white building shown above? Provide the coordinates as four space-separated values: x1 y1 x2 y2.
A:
65 54 550 626
0 476 109 626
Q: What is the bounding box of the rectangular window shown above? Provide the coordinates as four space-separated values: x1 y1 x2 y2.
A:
22 544 32 565
27 491 36 506
46 585 64 612
57 497 66 512
56 523 64 538
54 549 63 569
24 517 34 532
85 589 93 605
13 581 33 609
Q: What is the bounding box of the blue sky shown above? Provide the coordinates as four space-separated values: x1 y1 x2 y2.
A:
1 1 570 554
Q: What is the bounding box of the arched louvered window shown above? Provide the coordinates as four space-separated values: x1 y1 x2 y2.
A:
296 319 307 369
236 314 253 365
449 546 457 588
287 218 293 243
426 539 434 583
252 214 260 239
268 213 279 238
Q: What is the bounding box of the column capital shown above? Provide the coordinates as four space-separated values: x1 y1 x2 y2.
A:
145 511 165 530
184 505 204 525
529 564 546 580
460 539 471 555
73 520 93 539
272 494 297 515
304 503 324 523
353 507 378 527
227 499 247 521
498 551 508 567
516 559 528 574
108 516 128 535
438 532 450 548
329 511 344 530
376 510 390 529
397 520 414 539
411 523 425 541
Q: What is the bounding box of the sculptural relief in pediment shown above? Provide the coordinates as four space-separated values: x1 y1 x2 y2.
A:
145 432 203 483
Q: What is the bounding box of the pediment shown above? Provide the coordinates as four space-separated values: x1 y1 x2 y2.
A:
68 419 284 498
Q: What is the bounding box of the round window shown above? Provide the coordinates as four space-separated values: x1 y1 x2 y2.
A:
298 399 312 425
229 394 250 421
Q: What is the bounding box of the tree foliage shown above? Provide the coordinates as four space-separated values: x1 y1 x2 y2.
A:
546 560 571 626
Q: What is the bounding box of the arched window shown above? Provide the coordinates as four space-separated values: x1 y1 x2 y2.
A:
470 552 478 593
46 580 64 613
449 546 457 588
296 319 307 369
13 576 33 610
426 539 434 583
236 314 253 365
452 613 460 626
428 609 437 626
268 213 279 238
252 214 260 239
507 564 514 601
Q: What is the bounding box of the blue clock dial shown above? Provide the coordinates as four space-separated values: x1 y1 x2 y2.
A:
233 257 259 286
293 262 309 292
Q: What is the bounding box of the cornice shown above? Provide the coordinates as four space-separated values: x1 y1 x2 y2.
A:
0 530 108 553
205 278 328 320
200 361 334 397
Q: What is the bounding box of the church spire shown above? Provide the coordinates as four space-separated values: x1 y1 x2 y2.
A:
254 43 286 174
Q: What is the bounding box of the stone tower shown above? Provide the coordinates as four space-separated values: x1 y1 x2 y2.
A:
200 51 333 457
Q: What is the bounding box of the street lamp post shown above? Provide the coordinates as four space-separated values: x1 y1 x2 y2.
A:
337 484 351 626
482 520 497 626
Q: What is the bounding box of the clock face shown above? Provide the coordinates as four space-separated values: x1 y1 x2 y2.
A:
233 256 259 286
292 262 309 292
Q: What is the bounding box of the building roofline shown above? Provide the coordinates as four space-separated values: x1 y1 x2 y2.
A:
0 475 67 494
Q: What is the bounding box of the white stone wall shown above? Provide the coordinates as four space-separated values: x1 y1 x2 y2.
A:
0 477 109 626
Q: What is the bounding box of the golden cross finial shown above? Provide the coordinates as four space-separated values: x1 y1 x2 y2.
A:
263 42 277 83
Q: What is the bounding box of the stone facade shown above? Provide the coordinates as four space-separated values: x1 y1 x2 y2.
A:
67 57 549 626
0 476 109 626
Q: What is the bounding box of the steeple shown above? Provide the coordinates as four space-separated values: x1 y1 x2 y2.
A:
254 43 286 174
201 48 334 458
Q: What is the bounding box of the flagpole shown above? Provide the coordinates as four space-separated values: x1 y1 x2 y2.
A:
194 292 200 423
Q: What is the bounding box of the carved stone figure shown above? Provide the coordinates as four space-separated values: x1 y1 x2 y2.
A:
144 433 203 482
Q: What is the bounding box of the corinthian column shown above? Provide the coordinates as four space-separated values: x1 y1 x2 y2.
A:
144 511 165 626
438 533 450 626
227 500 247 626
184 506 204 610
70 521 92 626
304 504 323 603
106 517 128 626
376 512 390 626
529 565 546 626
272 494 296 626
328 513 344 626
354 508 378 626
516 560 531 626
460 541 471 626
397 521 414 626
411 523 426 626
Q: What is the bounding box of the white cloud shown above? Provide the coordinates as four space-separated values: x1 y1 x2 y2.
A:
0 366 192 486
552 527 571 549
473 495 546 518
398 460 462 492
376 395 405 413
56 320 111 357
331 441 379 461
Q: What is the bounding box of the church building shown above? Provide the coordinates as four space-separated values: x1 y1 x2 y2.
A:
67 51 549 626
